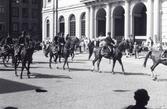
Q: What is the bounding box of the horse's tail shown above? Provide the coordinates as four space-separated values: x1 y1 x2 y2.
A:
143 51 152 67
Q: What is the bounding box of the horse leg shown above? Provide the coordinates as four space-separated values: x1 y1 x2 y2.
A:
54 55 59 69
92 56 99 71
2 55 8 67
25 61 31 78
49 54 53 68
71 52 75 61
112 59 116 74
150 62 159 80
97 57 102 73
118 59 125 74
59 55 61 63
63 57 67 70
66 58 70 72
20 61 26 79
14 57 18 77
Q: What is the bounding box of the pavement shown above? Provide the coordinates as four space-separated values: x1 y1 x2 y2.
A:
0 50 167 109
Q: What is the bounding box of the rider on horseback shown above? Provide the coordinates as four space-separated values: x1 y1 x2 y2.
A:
5 34 13 50
101 32 116 55
5 34 13 45
58 33 65 54
16 31 30 57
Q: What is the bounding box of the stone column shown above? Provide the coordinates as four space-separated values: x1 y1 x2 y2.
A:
111 15 114 38
90 6 95 39
86 7 90 39
106 3 111 36
76 15 80 38
64 17 69 37
124 0 130 40
154 0 160 43
147 0 153 41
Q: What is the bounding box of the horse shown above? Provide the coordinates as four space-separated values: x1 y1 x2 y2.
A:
14 40 35 79
55 36 80 71
0 44 14 67
92 40 133 74
43 43 60 68
143 48 167 80
133 44 149 59
69 36 80 60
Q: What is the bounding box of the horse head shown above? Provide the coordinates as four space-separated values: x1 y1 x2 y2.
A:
118 39 133 52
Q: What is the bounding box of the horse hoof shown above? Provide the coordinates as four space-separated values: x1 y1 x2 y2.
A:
152 76 157 81
98 70 102 73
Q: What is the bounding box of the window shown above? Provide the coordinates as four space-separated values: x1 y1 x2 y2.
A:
22 0 29 4
32 9 38 18
22 23 28 31
81 13 85 36
59 16 65 34
32 23 37 32
0 24 5 32
12 23 19 32
69 15 76 36
46 20 50 37
0 7 5 13
32 0 38 4
22 8 29 18
12 7 19 17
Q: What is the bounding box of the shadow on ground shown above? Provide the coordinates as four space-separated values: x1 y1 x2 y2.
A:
0 68 15 71
157 78 167 82
69 67 91 72
3 106 18 109
30 73 72 79
0 78 40 94
113 89 131 93
102 71 150 76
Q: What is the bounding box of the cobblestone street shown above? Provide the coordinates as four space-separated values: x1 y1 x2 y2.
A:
0 51 167 109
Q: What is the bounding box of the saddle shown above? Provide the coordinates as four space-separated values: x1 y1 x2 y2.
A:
101 45 113 56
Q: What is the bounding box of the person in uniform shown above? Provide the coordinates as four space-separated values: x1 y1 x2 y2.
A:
101 32 116 55
5 34 13 46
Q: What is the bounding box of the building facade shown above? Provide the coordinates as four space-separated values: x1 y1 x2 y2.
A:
0 0 42 41
42 0 167 44
0 0 9 37
10 0 42 41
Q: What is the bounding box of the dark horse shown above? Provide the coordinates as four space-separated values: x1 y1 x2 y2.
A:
55 36 79 71
0 44 14 67
143 49 167 80
14 41 35 79
45 36 80 70
44 43 60 68
91 40 132 74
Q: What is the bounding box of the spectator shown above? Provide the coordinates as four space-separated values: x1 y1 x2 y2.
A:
126 89 150 109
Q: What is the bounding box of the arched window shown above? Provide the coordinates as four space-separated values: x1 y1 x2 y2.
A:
69 14 76 36
81 13 86 36
59 16 65 34
46 20 50 38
